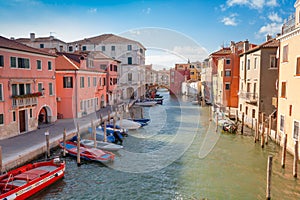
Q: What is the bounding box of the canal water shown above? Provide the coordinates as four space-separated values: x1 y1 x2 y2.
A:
32 92 300 200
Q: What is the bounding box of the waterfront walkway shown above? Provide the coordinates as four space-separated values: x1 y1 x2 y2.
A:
0 106 117 171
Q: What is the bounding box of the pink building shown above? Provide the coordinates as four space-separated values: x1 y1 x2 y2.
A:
88 51 120 106
55 52 107 119
169 64 190 95
0 36 57 139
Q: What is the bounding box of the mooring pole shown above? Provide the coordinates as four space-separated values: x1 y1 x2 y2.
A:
92 120 96 148
261 113 265 148
0 146 2 174
104 120 107 142
293 140 299 178
77 123 81 166
45 129 50 158
266 155 273 200
63 128 66 157
241 112 244 135
281 134 287 168
254 118 258 143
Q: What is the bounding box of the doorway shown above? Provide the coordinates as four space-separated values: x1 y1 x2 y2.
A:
19 110 26 132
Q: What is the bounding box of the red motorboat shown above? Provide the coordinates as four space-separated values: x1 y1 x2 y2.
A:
0 158 65 200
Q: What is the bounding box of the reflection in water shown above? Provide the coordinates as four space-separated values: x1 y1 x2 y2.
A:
32 92 299 200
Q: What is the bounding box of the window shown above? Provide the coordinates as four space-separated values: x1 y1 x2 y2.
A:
25 83 31 94
10 57 16 68
226 59 231 64
40 44 44 48
68 46 73 52
63 77 73 88
190 71 195 75
0 84 3 101
37 60 42 70
110 64 113 71
270 55 277 68
128 73 132 81
247 59 250 70
13 111 16 121
140 48 143 54
100 64 107 70
48 61 52 70
241 61 244 71
80 77 85 88
82 46 87 51
38 83 43 93
128 45 132 51
103 78 106 86
225 83 230 90
102 46 105 51
225 70 231 76
93 77 97 87
128 57 132 65
254 57 257 69
280 115 285 132
245 106 248 115
88 77 91 87
252 109 255 118
281 82 286 98
290 105 293 116
296 57 300 75
0 55 3 67
283 45 288 62
49 83 53 96
29 109 32 118
114 65 117 72
294 121 299 140
111 46 115 51
99 78 102 86
0 114 3 125
240 104 242 111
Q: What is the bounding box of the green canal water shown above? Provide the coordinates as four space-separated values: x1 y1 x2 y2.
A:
32 92 300 200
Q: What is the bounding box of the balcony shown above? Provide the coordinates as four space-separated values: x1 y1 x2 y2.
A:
239 91 258 104
12 97 38 108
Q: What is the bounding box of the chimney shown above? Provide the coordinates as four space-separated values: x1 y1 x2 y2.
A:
30 33 35 41
10 37 15 40
266 34 272 41
243 39 249 52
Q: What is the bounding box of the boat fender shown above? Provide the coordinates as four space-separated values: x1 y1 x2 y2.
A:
55 173 58 177
3 193 17 200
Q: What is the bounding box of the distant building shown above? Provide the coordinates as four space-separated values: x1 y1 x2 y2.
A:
16 33 68 52
276 0 300 157
169 63 190 95
0 36 57 139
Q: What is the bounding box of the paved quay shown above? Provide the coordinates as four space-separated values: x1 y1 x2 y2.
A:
0 106 118 171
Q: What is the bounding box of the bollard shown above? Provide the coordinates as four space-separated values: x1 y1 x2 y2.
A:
63 128 66 157
77 123 81 166
281 134 287 168
266 155 273 200
241 112 244 135
45 129 50 158
293 140 299 178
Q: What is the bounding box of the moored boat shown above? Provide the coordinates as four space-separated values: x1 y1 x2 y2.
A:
115 119 141 130
135 101 157 107
59 141 115 163
80 139 123 151
0 158 65 200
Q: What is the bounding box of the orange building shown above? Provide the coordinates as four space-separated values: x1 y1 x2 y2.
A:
55 52 106 119
0 36 57 139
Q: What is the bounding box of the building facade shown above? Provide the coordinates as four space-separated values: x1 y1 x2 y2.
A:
0 36 57 139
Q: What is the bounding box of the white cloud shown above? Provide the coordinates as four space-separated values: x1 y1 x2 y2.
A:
221 14 238 26
142 7 151 15
226 0 278 9
258 22 282 36
88 8 97 14
268 12 282 23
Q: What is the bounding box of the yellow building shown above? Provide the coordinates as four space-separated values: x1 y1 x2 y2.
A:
277 0 300 157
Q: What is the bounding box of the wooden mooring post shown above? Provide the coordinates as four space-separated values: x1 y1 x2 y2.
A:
281 134 287 168
104 120 107 142
108 110 111 123
241 112 244 135
45 129 50 158
76 123 81 166
91 120 96 148
261 113 265 148
293 140 299 178
236 110 238 123
266 116 272 145
99 113 103 125
254 119 258 143
0 146 2 174
266 155 273 200
216 113 219 132
63 128 66 157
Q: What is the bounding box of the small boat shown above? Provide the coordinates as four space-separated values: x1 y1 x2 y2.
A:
217 119 238 133
100 124 128 137
80 139 123 151
132 118 150 123
115 119 141 130
59 141 115 163
0 158 65 200
135 101 157 107
87 127 115 143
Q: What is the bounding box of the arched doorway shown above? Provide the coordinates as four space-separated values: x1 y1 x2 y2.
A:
38 106 52 125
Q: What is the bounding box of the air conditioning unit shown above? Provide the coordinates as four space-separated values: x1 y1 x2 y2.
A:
56 97 61 102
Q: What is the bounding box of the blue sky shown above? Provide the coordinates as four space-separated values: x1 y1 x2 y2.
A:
0 0 296 69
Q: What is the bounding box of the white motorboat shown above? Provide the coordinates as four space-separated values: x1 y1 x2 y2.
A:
80 139 123 151
135 101 157 107
115 119 141 130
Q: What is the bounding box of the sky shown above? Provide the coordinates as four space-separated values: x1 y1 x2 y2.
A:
0 0 296 69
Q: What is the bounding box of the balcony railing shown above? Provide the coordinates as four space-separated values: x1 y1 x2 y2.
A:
282 14 295 35
12 97 38 108
239 91 258 104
